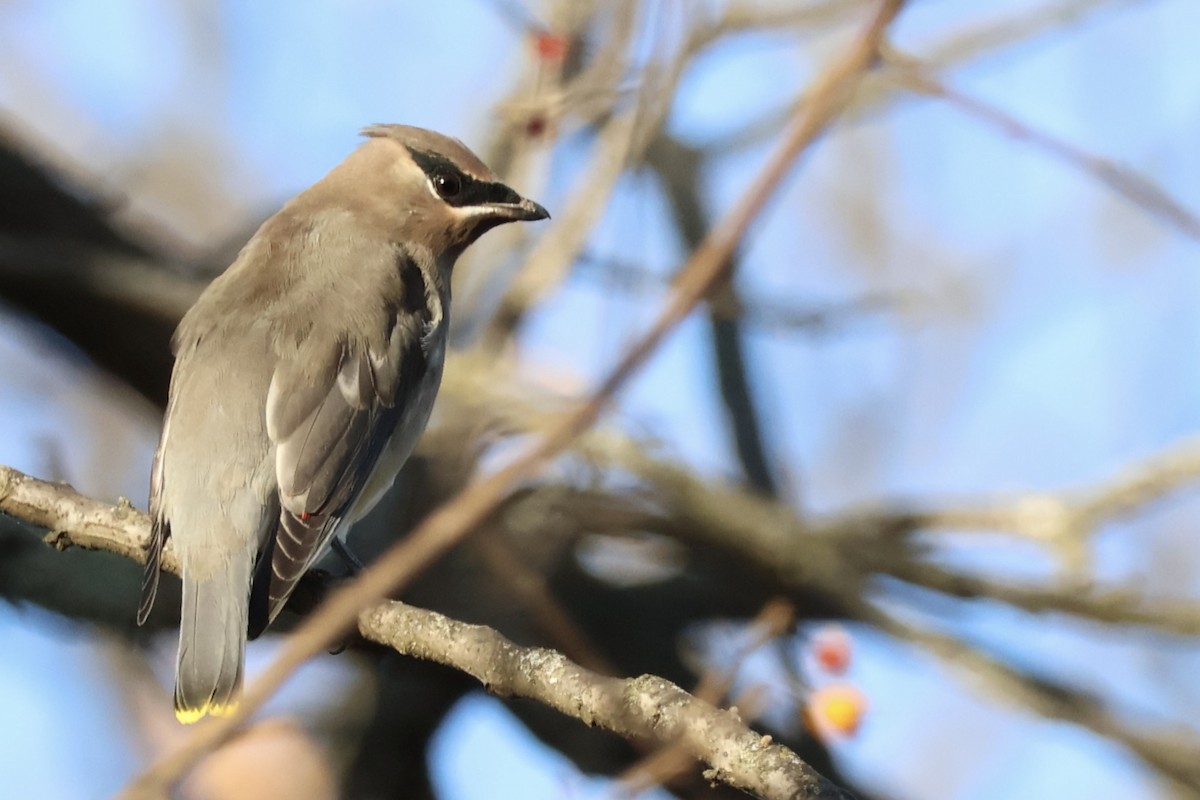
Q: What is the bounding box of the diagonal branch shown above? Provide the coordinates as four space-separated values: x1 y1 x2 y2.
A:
117 1 906 793
891 54 1200 243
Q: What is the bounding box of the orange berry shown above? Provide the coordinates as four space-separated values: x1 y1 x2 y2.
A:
805 684 867 739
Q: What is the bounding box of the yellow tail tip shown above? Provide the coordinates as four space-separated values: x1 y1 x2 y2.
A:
175 701 240 725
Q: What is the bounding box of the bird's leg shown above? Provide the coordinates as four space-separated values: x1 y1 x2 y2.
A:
331 537 366 575
322 538 369 655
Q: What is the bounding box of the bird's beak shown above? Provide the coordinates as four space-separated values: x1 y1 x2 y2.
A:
490 196 551 222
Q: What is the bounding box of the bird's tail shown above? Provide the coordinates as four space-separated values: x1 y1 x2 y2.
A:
174 559 250 724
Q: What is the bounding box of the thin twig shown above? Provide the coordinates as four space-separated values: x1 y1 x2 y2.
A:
572 250 910 332
870 609 1200 794
885 563 1200 637
921 0 1143 71
481 0 870 342
893 56 1200 243
573 430 1200 636
484 109 644 341
709 0 1141 153
898 433 1200 544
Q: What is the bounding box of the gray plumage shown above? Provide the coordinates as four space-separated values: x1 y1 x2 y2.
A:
137 125 548 722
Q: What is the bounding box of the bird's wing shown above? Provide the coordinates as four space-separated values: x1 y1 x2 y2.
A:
261 285 434 627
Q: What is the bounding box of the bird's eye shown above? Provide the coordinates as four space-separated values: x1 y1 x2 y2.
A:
432 170 462 200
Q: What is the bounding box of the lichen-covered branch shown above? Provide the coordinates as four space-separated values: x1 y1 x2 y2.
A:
360 602 855 800
0 464 855 800
0 464 171 572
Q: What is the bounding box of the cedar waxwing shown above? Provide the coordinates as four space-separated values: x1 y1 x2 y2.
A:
137 125 549 723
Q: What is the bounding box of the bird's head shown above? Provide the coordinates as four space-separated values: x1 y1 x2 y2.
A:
340 124 549 258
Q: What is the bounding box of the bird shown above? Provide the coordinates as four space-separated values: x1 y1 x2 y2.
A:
137 124 549 723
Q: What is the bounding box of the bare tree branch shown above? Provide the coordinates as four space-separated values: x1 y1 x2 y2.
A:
478 0 884 345
919 0 1144 71
892 433 1200 549
572 250 910 333
710 0 1143 153
0 465 856 800
0 464 168 572
648 133 779 496
870 611 1200 795
360 602 854 800
581 426 1200 637
617 599 796 795
885 563 1200 637
891 53 1200 243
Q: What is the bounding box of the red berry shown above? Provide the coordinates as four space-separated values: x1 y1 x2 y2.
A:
811 625 852 674
533 31 569 64
525 115 547 138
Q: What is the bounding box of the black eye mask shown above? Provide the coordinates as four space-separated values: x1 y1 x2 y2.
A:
406 148 522 209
